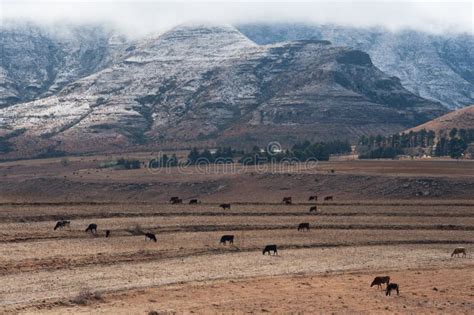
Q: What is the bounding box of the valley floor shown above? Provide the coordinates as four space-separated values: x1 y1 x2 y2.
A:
24 266 473 314
0 158 473 314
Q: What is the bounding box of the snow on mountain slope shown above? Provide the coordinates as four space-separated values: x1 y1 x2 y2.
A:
237 23 474 109
0 22 127 108
0 24 447 158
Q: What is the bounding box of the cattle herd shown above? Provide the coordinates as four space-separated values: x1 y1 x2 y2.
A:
52 194 469 298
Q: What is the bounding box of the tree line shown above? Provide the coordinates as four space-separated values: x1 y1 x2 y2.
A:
147 140 351 168
358 128 474 159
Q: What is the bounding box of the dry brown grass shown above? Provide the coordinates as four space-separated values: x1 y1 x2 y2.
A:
70 288 103 306
0 158 472 313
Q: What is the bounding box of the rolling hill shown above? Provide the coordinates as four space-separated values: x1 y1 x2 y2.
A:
408 105 474 133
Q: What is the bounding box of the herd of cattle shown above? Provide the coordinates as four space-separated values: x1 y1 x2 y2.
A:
52 195 468 297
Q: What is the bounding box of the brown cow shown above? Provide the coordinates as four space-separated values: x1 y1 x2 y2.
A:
309 206 318 213
451 247 467 257
324 196 333 201
189 199 200 204
371 276 390 289
171 198 183 204
308 195 318 201
282 197 292 205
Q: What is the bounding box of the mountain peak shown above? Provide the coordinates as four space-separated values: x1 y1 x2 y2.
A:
157 22 257 49
125 23 258 63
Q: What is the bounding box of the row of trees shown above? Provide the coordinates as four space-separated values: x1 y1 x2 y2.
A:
238 140 351 164
187 147 236 164
182 141 352 166
358 128 473 159
146 140 352 168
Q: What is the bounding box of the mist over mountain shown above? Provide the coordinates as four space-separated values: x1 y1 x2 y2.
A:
237 23 474 109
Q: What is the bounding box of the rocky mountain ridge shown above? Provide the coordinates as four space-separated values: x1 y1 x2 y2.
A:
0 22 127 108
0 24 447 158
237 23 474 109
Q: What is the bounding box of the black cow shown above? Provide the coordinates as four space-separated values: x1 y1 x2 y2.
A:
324 196 333 201
309 206 318 213
189 199 200 204
298 223 310 231
263 245 278 255
386 283 400 296
282 197 292 204
171 198 183 204
145 233 157 242
85 223 97 234
105 230 111 238
220 203 231 210
53 220 70 230
451 247 467 257
169 196 179 203
308 195 318 201
220 235 234 245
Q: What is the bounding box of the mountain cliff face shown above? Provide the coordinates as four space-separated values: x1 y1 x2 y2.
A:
0 24 447 157
237 23 474 109
0 23 126 108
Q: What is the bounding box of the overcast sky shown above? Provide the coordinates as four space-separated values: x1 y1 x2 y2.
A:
2 0 473 36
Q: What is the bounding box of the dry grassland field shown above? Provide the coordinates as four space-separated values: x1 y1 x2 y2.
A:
0 158 473 314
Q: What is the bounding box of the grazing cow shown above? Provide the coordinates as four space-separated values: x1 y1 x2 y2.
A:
308 195 318 201
171 198 183 204
282 197 292 205
385 283 399 296
309 206 318 213
145 233 157 242
298 223 310 231
189 199 200 204
220 235 234 245
219 203 231 210
105 230 111 238
53 221 64 230
370 276 390 289
262 245 278 255
451 247 467 257
85 223 97 234
53 220 70 230
324 196 333 201
169 196 179 203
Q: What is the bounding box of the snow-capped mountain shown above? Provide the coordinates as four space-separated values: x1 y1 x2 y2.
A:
0 24 447 158
237 23 474 109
